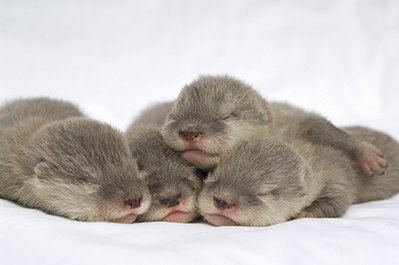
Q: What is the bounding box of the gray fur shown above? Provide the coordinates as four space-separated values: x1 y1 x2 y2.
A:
198 126 399 226
0 98 150 223
126 121 203 223
161 75 387 175
131 101 174 127
0 97 83 128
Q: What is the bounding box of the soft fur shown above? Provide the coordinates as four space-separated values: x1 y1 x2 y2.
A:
126 105 203 223
161 75 387 175
198 126 399 226
0 98 150 223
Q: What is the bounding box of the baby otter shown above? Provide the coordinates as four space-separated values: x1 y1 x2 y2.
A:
126 102 205 223
126 121 202 223
198 127 399 226
0 98 150 223
161 75 387 176
132 101 174 127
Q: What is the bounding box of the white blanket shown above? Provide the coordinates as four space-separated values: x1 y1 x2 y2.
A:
1 195 399 265
1 0 398 264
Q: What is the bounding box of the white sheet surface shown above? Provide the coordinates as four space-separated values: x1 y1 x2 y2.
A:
1 1 399 264
1 195 399 265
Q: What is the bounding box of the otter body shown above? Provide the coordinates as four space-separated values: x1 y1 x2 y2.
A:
132 101 174 127
0 98 150 223
161 75 386 176
126 107 202 223
198 126 399 226
279 126 399 219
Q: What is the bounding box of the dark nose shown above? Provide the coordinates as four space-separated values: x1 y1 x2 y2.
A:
124 197 142 209
213 197 232 210
159 193 182 208
178 131 203 142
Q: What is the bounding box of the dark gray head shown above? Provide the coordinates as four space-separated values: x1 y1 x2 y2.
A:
198 139 309 226
24 118 151 223
126 125 203 223
162 75 272 170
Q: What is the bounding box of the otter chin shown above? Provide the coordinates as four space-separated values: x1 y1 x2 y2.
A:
203 213 236 226
162 210 196 223
114 214 137 224
181 150 220 170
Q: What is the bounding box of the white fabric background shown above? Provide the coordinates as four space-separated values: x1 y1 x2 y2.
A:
0 1 398 264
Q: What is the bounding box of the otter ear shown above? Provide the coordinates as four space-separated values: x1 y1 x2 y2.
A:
252 93 271 125
33 161 50 178
297 163 311 197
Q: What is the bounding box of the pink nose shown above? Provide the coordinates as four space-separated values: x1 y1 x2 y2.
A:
178 131 202 142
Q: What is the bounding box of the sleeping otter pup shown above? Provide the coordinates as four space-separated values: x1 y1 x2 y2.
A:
161 75 387 176
0 98 150 223
126 122 202 223
198 127 399 226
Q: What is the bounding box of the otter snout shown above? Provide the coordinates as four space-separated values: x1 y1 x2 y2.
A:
178 131 203 143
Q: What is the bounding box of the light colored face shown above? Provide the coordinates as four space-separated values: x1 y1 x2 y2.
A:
137 163 203 223
162 75 271 170
94 175 152 223
198 184 305 227
27 118 152 223
197 140 308 227
28 175 152 223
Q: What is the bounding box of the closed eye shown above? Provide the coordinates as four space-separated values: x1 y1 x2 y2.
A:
257 189 280 198
230 111 239 118
221 111 240 121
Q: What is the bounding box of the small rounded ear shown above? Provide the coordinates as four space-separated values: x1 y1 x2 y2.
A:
297 162 311 197
33 161 50 178
138 170 152 185
251 92 271 125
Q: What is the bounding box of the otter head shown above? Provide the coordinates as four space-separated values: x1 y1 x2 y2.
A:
137 161 203 223
25 118 151 223
162 75 272 170
127 126 203 223
198 139 309 227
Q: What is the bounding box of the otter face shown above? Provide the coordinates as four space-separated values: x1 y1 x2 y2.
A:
127 127 203 223
26 118 151 223
198 140 308 227
162 75 271 170
137 161 203 223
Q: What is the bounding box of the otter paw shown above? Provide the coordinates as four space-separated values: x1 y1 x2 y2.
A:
357 141 388 177
296 210 315 219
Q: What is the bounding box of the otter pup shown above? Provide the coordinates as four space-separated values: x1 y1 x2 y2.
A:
132 101 174 127
161 75 387 176
198 127 399 226
125 123 202 223
0 98 150 223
